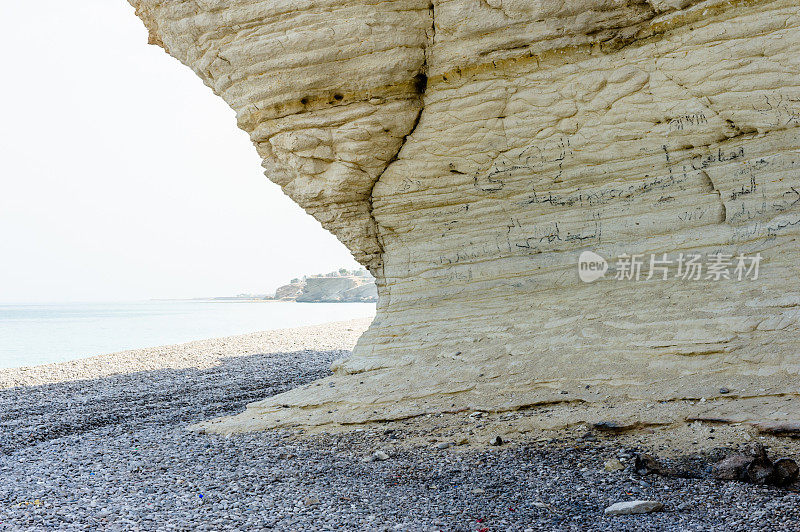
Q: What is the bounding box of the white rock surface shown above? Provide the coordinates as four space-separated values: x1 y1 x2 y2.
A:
272 274 377 302
296 276 377 303
604 500 664 515
128 0 800 436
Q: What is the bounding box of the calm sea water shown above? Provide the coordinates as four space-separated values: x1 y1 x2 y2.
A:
0 301 375 369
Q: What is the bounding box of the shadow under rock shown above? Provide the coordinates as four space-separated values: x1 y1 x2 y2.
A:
0 349 347 455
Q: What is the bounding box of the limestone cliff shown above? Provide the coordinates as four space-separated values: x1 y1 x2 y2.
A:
296 276 377 303
272 281 304 301
272 274 378 302
129 0 800 436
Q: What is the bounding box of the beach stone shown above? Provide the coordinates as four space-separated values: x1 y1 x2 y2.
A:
773 458 800 487
604 459 625 472
713 442 771 482
747 458 775 485
604 501 664 515
634 454 666 476
711 443 800 487
743 443 770 462
373 451 390 461
128 0 800 437
713 454 752 481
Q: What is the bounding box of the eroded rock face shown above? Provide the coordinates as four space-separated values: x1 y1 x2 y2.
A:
295 275 377 302
129 0 800 434
130 0 431 270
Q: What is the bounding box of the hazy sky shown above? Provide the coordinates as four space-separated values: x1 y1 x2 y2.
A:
0 1 360 303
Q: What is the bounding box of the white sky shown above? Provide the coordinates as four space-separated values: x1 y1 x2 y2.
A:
0 1 360 303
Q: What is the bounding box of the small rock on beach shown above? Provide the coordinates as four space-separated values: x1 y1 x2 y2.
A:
604 500 664 515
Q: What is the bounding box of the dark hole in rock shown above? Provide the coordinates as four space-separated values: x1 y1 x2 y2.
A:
414 73 428 94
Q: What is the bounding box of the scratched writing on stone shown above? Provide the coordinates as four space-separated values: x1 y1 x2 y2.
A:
474 136 573 192
754 93 800 127
669 112 708 131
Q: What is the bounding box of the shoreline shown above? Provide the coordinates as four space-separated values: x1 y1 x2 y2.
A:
150 299 374 303
2 318 799 529
0 318 371 390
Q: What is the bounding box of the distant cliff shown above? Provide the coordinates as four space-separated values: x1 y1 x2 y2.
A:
271 270 377 303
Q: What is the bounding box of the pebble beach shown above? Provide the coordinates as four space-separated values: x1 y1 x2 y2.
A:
1 318 799 531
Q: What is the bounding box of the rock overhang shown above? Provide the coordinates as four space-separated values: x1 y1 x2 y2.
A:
128 0 800 440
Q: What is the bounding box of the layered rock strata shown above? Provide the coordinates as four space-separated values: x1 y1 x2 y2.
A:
295 276 377 302
272 273 377 302
129 0 800 434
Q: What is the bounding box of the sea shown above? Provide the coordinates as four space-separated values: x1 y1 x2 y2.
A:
0 300 376 369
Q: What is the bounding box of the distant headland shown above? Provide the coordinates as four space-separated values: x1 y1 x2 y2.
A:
186 269 377 303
